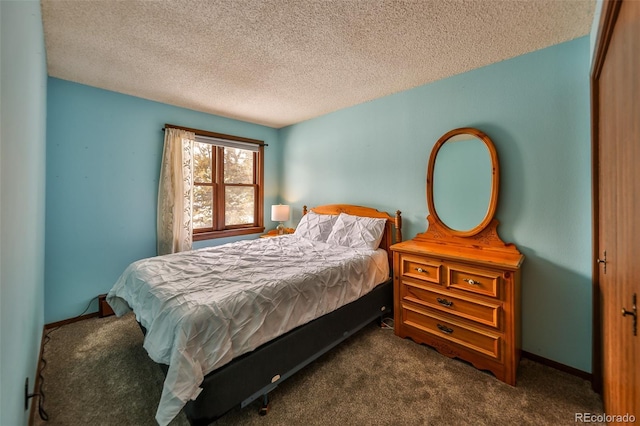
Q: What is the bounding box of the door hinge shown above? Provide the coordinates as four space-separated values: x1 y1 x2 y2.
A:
622 293 637 336
597 250 607 274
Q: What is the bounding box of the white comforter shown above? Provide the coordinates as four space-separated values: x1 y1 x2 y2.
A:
107 235 389 425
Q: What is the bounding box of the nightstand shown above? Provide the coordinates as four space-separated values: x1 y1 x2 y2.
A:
260 228 295 238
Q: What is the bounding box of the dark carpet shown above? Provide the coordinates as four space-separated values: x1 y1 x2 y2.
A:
33 313 603 426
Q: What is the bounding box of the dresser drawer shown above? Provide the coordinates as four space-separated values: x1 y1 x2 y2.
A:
402 282 501 328
400 255 442 284
448 265 502 298
403 306 501 360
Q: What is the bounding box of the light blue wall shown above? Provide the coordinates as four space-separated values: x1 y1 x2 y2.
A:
45 78 280 323
279 37 592 372
0 1 48 424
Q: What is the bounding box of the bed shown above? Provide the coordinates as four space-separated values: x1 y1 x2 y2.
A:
107 204 402 426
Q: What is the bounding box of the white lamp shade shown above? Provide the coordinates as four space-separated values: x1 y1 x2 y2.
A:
271 205 290 222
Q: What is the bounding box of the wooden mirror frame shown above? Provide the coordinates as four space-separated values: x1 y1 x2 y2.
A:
426 127 500 237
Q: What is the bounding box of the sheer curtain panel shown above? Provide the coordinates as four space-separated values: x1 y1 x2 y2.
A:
157 127 195 255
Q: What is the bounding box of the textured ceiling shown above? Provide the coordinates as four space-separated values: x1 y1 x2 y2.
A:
41 0 595 129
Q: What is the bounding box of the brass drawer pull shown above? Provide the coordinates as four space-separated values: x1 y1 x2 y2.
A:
436 297 453 307
464 278 481 286
415 267 428 274
437 324 453 334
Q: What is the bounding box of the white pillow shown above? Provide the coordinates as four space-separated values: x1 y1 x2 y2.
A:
325 213 387 250
294 211 338 242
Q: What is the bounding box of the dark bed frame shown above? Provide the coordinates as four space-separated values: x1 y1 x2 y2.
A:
146 205 402 425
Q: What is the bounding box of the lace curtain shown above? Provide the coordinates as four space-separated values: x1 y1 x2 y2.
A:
157 128 195 255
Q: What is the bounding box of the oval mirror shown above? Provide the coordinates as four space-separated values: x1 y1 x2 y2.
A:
427 128 499 237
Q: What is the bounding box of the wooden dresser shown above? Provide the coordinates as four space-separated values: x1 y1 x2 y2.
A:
396 127 524 385
391 217 524 385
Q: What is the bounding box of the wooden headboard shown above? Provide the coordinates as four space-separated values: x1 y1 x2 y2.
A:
303 204 403 271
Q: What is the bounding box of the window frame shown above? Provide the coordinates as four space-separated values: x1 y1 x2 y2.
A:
166 124 265 241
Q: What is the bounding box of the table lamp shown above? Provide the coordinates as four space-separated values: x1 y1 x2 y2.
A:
271 204 290 235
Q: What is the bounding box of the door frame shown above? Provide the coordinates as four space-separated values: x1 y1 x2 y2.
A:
590 0 622 395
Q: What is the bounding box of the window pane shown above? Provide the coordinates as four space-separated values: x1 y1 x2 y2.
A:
193 142 212 183
225 186 254 225
193 185 213 229
224 147 254 184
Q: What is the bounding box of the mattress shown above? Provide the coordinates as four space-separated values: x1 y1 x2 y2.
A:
107 235 389 425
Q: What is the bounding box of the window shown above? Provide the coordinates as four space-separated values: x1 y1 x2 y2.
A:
187 128 265 240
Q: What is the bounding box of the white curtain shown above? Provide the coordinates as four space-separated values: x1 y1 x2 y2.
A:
157 128 195 255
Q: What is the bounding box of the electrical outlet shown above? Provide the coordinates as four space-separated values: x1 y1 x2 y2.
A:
24 377 37 411
24 377 29 410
